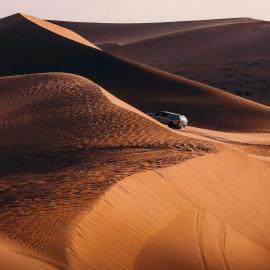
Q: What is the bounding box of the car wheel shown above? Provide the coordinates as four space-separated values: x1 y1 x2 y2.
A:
168 122 174 128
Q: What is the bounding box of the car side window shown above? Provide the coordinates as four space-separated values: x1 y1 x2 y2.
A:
160 112 168 117
169 114 179 120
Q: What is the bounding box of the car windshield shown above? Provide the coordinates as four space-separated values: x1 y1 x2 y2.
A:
169 114 180 120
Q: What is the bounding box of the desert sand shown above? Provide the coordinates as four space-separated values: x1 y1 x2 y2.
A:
52 18 258 45
0 12 269 270
54 17 270 105
0 14 270 131
0 72 217 268
0 73 269 270
70 151 270 270
0 238 61 270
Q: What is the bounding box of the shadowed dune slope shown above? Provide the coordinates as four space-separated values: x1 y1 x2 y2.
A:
52 18 258 44
0 14 270 131
70 150 270 270
97 19 270 64
62 18 270 105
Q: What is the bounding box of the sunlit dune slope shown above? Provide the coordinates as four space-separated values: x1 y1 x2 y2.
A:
22 13 98 49
0 239 61 270
70 150 270 270
0 14 270 131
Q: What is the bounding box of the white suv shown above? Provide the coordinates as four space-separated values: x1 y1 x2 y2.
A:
148 111 188 129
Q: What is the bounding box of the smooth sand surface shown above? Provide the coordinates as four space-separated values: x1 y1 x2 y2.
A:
249 154 270 161
70 150 270 270
52 18 258 45
0 14 270 131
0 238 62 270
185 127 270 145
179 127 270 157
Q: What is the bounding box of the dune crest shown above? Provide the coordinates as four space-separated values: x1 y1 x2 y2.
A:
20 13 99 49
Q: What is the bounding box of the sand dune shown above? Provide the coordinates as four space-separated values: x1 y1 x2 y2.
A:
70 150 270 270
52 18 258 45
0 12 270 270
0 72 199 153
0 14 270 131
0 72 219 176
107 20 270 106
0 72 218 263
55 18 270 105
20 14 99 49
180 127 270 157
102 20 270 63
0 237 62 270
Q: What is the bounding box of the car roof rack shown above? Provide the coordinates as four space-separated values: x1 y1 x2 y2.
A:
160 111 179 115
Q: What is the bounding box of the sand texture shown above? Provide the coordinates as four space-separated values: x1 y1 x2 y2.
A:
0 14 269 131
0 12 270 270
70 150 270 270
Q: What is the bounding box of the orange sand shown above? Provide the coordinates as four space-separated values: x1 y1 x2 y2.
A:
70 150 270 270
0 12 269 270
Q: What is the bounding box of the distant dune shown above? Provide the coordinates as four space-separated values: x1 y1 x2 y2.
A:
53 17 270 106
0 14 270 131
52 18 259 45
